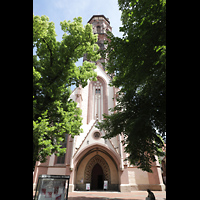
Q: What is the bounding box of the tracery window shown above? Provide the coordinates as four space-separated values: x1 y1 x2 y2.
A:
93 132 101 139
87 77 108 124
93 80 102 120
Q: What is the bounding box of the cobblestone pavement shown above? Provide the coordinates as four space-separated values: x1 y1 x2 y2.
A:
68 191 166 200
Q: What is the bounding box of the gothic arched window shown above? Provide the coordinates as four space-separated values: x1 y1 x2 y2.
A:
94 80 102 120
87 77 108 124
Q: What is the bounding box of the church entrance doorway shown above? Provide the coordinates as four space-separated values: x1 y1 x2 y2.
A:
76 151 120 191
91 163 104 190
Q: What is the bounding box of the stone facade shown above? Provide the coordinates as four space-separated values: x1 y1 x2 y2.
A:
33 15 165 193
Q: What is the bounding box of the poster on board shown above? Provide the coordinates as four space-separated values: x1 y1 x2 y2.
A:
86 183 90 190
103 180 108 190
37 179 66 200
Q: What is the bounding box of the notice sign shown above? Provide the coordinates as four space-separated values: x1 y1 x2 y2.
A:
103 180 108 190
34 175 70 200
37 179 65 200
86 183 90 190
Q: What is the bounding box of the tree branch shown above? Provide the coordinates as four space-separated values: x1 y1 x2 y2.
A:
42 38 53 67
47 43 81 86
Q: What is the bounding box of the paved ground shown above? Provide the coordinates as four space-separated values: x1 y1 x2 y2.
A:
68 191 166 200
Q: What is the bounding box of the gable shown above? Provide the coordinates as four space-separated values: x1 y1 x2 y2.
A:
73 120 118 158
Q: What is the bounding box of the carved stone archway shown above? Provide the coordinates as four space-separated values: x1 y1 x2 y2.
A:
84 155 110 184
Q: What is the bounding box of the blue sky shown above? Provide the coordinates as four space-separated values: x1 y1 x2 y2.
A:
33 0 123 41
33 0 122 90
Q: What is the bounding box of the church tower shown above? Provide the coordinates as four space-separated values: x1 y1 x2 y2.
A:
86 15 112 123
69 15 122 191
33 15 165 193
84 15 112 70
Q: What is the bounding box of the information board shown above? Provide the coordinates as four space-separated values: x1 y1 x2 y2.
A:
34 175 70 200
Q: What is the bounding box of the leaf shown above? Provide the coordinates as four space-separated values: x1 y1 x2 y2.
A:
33 15 100 169
97 0 166 172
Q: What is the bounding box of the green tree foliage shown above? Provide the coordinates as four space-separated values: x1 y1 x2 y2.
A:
97 0 166 172
33 15 100 169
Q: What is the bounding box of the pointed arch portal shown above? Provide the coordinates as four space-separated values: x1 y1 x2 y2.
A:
74 145 120 191
84 155 111 187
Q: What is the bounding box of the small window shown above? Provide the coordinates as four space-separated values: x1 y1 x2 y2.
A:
99 43 104 50
95 89 101 94
56 155 65 164
56 134 68 164
97 26 101 33
93 132 100 139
